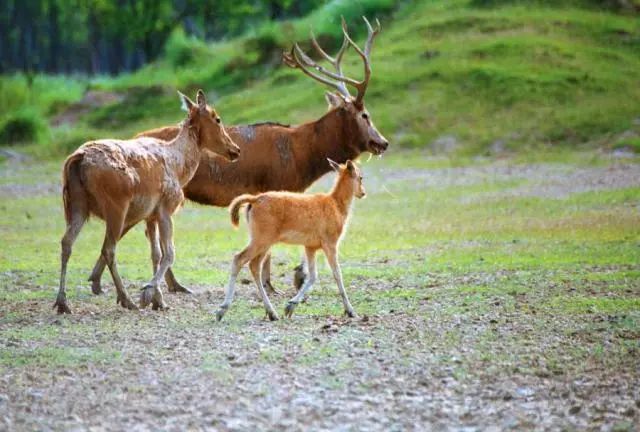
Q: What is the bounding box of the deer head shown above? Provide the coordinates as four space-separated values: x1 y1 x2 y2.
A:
180 90 240 161
284 17 389 156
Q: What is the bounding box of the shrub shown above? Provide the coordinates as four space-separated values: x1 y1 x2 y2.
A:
0 108 49 146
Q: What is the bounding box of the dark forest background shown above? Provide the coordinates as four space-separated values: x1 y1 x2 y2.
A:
0 0 327 75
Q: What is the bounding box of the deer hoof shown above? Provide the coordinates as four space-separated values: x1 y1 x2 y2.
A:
152 301 169 311
284 301 298 318
90 278 106 295
167 282 193 294
345 309 357 318
267 310 279 322
139 284 157 309
118 295 139 311
53 299 71 315
215 307 227 322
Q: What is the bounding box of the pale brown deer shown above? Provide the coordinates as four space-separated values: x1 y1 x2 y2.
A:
87 17 388 297
216 159 366 321
54 90 239 314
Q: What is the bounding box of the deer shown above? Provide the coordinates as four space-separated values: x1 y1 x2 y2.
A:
86 17 388 299
216 159 366 321
54 90 240 314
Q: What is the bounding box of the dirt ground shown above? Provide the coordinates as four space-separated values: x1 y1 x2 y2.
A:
0 154 638 431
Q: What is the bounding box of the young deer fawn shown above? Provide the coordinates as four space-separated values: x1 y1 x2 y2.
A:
216 159 366 321
54 90 239 314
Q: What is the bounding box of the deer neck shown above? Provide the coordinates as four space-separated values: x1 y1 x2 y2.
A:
330 172 355 216
166 122 202 186
297 108 361 187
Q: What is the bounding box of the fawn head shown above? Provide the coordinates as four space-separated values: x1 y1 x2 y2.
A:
328 158 366 199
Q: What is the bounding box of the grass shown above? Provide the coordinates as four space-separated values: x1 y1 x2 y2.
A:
1 0 639 155
0 150 637 375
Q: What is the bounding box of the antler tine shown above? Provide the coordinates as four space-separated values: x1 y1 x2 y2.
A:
362 16 381 58
293 44 360 88
308 30 351 96
282 45 351 98
340 16 381 103
310 29 349 77
310 30 336 64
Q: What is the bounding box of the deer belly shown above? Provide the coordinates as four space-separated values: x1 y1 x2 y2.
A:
126 195 160 223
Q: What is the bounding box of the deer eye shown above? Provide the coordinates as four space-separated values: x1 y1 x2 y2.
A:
216 118 221 124
361 113 369 120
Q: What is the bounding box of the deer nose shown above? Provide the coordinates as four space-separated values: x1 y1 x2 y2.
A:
380 140 389 150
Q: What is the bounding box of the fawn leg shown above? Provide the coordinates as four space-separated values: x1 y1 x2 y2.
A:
261 253 282 296
216 243 262 321
285 247 317 318
54 212 87 314
323 244 356 318
249 252 278 321
293 257 308 293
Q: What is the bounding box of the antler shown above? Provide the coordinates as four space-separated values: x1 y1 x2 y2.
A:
341 16 381 104
283 16 381 103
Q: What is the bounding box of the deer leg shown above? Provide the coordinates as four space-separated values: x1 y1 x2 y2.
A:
285 247 317 318
323 244 356 318
54 212 87 314
145 220 161 274
88 223 135 295
102 206 138 311
144 219 190 294
262 253 282 296
140 214 173 310
216 243 261 321
249 252 278 321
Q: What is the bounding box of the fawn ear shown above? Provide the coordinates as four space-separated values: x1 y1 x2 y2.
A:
327 158 341 172
196 89 207 111
346 160 355 173
178 91 195 112
325 92 346 109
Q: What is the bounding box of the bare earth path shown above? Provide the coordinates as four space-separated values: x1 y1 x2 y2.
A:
0 152 638 431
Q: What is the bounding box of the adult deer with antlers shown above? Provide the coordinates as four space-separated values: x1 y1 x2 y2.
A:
55 90 239 314
87 17 388 297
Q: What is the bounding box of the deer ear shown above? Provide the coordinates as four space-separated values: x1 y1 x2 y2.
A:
196 89 207 111
327 158 341 172
325 92 345 109
178 91 195 112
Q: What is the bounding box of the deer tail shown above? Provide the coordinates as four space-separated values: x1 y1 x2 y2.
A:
229 194 257 227
61 152 85 226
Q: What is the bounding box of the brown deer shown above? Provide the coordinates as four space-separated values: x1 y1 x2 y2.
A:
87 17 388 297
216 159 366 321
54 90 239 314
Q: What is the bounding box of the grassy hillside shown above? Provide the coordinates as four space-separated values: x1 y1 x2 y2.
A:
1 0 639 157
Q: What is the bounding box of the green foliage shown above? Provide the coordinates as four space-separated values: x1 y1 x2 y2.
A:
470 0 640 11
613 136 640 152
164 28 212 68
0 108 49 146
